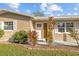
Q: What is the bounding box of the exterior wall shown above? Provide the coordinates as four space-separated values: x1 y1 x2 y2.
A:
0 12 32 41
0 12 79 42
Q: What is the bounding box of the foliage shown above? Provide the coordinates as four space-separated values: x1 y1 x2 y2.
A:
28 31 38 46
69 29 79 46
0 44 79 56
9 30 28 44
0 29 4 39
32 11 45 16
46 17 56 45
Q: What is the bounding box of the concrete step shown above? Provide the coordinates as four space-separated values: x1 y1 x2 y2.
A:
37 39 48 45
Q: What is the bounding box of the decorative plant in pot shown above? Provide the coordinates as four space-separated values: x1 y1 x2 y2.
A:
28 31 38 46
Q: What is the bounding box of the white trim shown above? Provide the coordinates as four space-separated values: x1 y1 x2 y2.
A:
13 20 17 30
35 22 43 30
0 21 3 30
3 21 17 31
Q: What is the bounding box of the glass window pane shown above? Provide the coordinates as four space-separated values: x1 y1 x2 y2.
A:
66 27 73 32
58 27 65 32
37 24 42 27
66 23 73 27
66 23 74 32
4 22 13 30
58 23 65 27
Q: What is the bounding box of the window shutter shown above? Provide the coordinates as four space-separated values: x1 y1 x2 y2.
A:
0 21 4 30
13 21 17 30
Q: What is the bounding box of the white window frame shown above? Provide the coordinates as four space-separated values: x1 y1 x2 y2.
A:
56 22 74 34
35 22 43 30
0 21 17 31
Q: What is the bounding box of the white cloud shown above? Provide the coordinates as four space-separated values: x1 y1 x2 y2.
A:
74 7 78 10
8 3 20 9
73 12 78 15
67 13 72 15
8 3 20 12
57 14 61 16
40 3 63 16
50 14 54 16
26 9 31 14
40 3 63 12
49 4 63 12
40 3 48 11
41 3 47 7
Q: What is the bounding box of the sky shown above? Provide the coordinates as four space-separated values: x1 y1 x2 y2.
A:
0 3 79 16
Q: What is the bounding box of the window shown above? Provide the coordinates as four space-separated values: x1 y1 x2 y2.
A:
58 22 65 32
57 22 74 33
66 23 73 32
4 22 13 30
36 23 42 29
37 24 42 28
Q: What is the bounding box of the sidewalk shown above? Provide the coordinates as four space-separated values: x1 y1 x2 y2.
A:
53 40 78 46
37 39 78 46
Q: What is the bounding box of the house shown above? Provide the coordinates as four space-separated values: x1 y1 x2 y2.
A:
0 9 79 43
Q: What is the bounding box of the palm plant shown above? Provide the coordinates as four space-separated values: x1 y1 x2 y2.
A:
47 17 56 45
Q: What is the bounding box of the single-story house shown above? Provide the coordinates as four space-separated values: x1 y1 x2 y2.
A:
0 9 79 42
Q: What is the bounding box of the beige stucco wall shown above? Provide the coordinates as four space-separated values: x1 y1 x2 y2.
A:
0 12 33 41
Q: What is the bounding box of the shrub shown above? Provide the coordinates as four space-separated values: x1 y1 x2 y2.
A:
0 29 4 39
9 30 28 44
28 31 37 46
69 29 79 46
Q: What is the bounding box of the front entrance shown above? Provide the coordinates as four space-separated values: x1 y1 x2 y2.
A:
43 23 48 39
35 22 48 39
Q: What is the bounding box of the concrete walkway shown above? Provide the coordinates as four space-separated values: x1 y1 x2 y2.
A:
53 40 78 46
37 39 78 46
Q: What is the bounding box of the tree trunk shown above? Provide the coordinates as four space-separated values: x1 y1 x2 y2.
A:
63 33 67 41
75 38 79 47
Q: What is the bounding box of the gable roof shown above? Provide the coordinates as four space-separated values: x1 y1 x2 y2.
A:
0 9 33 18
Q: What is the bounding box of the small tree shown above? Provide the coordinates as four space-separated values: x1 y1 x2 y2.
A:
69 29 79 46
47 17 56 45
0 29 4 39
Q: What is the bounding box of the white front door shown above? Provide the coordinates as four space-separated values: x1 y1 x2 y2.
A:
35 23 43 39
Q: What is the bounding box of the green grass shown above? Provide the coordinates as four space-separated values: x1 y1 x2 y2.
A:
0 44 79 56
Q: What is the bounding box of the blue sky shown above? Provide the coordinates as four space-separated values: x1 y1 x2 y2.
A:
0 3 79 16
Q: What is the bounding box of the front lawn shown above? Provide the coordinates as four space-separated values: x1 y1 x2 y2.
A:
0 44 79 56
